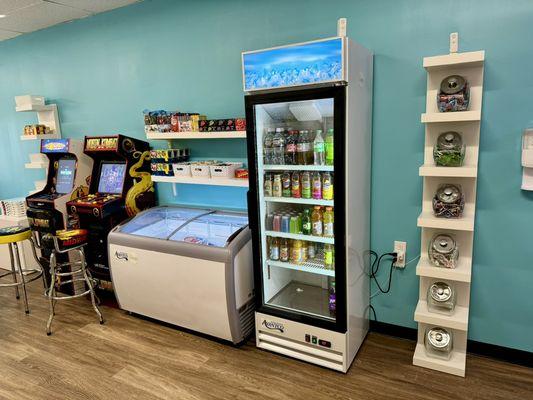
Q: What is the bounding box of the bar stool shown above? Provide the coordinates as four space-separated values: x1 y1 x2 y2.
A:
33 229 104 335
0 225 45 314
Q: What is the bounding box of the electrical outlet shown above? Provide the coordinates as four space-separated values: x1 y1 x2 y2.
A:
393 241 406 268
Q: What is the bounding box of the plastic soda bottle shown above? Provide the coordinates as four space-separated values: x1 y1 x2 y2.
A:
301 172 311 198
272 128 286 165
308 242 316 259
312 172 322 199
302 241 309 262
291 240 303 264
291 171 301 198
301 208 312 235
269 237 280 261
323 207 334 237
325 128 334 166
263 128 275 164
272 174 282 197
285 130 298 165
313 129 325 165
263 173 272 197
280 238 289 262
322 172 333 200
324 243 334 269
311 206 323 236
282 172 291 197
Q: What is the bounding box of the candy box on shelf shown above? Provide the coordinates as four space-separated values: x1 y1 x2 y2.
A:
235 118 246 131
209 162 243 178
235 168 249 179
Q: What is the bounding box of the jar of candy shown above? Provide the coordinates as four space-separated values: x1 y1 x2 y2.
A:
427 281 456 315
437 75 470 112
425 327 453 360
428 233 459 269
433 132 465 167
432 184 464 218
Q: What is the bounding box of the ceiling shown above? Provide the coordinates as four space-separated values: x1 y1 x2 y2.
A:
0 0 140 42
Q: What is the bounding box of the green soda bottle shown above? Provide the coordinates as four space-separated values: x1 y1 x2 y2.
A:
325 129 334 166
301 208 312 235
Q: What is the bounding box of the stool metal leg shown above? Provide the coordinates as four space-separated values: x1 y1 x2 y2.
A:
13 243 29 314
28 236 48 290
46 251 57 335
8 244 20 300
79 248 104 325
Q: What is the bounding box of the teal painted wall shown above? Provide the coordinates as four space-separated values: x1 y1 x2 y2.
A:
1 0 532 352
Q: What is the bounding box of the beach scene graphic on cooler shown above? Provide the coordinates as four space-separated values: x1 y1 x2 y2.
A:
243 38 343 91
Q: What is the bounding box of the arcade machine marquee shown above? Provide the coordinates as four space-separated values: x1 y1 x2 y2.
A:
67 135 155 284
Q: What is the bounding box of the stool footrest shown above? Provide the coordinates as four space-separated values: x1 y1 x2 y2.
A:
46 289 93 300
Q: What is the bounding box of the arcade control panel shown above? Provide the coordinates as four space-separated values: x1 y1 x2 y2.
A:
68 193 122 219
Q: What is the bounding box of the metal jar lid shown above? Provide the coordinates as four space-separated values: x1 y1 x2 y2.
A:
427 327 452 349
440 75 466 95
429 282 453 303
437 131 463 150
431 234 456 255
436 184 462 204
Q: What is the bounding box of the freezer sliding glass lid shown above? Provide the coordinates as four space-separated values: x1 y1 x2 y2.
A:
119 206 248 247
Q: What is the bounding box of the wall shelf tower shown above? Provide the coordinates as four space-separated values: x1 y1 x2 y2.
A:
412 37 485 377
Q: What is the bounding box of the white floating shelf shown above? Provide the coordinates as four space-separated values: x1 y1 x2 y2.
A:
413 343 466 377
416 257 472 283
419 164 477 178
267 260 334 277
20 132 59 141
151 175 249 187
263 165 334 172
423 50 485 71
414 300 469 331
16 104 56 112
25 161 48 169
0 215 27 223
265 230 335 245
264 197 334 207
146 130 246 140
421 111 481 124
417 211 474 231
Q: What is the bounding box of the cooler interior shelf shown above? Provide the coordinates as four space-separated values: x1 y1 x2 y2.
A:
151 175 249 187
264 197 334 207
146 130 246 140
263 165 334 172
265 230 335 245
267 260 335 277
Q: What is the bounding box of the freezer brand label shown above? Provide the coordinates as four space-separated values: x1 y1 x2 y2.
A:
262 319 285 333
115 251 129 261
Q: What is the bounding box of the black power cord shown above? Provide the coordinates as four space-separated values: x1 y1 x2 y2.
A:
370 252 397 294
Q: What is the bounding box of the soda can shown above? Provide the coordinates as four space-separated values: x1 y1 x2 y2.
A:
273 214 281 232
281 215 290 233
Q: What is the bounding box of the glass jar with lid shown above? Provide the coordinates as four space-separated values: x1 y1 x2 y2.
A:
437 74 470 112
432 184 465 218
427 281 456 315
428 233 459 269
433 131 465 167
425 326 453 360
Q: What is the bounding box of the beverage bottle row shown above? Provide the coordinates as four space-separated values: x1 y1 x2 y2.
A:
268 237 335 269
263 128 334 166
264 171 334 200
265 206 334 237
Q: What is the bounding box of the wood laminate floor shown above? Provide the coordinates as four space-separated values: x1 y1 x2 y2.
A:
0 281 531 400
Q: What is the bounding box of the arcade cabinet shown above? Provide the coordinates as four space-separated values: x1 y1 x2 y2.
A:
67 135 154 285
26 138 92 294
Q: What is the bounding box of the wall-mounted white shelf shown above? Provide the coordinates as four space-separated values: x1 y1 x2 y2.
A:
263 165 334 172
265 230 335 245
267 260 335 277
416 256 472 283
146 130 246 140
413 46 484 378
264 197 334 207
421 111 481 124
20 132 60 141
419 164 477 177
24 161 48 169
151 175 249 187
0 215 27 223
414 300 469 331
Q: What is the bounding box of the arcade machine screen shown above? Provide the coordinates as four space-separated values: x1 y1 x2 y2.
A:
98 162 127 194
56 158 77 194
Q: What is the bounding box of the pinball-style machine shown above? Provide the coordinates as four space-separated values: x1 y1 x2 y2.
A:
26 138 92 294
67 135 155 286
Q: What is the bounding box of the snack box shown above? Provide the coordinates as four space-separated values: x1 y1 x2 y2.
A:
235 169 249 179
209 162 243 178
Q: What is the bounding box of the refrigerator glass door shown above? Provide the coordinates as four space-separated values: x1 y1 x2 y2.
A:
169 211 248 247
119 206 206 239
246 86 346 331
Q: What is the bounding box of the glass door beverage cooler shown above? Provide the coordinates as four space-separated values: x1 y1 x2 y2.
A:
243 36 373 372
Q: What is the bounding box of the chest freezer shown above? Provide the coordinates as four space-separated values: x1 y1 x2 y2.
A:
108 206 255 344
